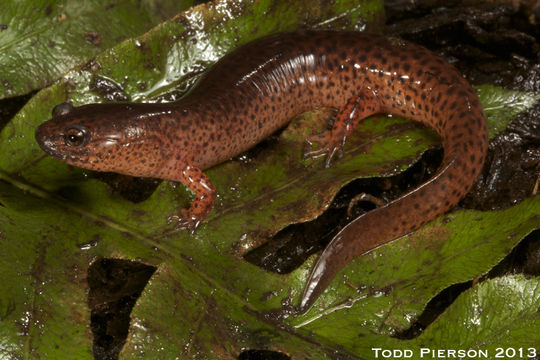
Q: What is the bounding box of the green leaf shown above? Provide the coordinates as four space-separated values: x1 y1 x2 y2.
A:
289 197 540 355
477 84 540 137
0 0 194 99
411 275 540 351
1 0 539 358
350 275 540 359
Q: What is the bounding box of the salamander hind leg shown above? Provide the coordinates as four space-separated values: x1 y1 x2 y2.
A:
303 91 382 168
167 163 217 233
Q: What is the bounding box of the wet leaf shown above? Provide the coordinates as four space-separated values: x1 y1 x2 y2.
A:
289 197 540 354
0 0 194 99
411 275 540 351
477 84 540 137
0 0 539 358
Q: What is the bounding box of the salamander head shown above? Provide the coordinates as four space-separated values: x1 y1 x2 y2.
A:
36 102 170 176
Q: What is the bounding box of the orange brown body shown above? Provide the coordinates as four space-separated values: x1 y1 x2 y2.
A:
35 31 488 311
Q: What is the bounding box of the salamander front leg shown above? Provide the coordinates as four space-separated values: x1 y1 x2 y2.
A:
304 91 382 167
168 164 217 232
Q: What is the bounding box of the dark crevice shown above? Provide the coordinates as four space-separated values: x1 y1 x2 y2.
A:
91 173 161 203
395 280 472 339
0 91 35 133
238 350 291 360
486 228 540 278
88 258 156 360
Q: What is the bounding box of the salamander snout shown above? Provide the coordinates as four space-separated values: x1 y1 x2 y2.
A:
35 121 63 160
35 121 55 154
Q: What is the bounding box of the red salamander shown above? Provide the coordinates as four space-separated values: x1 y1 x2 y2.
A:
35 31 488 311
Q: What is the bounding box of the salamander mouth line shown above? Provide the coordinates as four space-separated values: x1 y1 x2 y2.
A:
54 151 91 163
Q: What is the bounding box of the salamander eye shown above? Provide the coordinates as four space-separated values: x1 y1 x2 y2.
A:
52 102 74 117
64 125 87 147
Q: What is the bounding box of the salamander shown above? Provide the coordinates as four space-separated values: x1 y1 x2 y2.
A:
35 31 488 312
